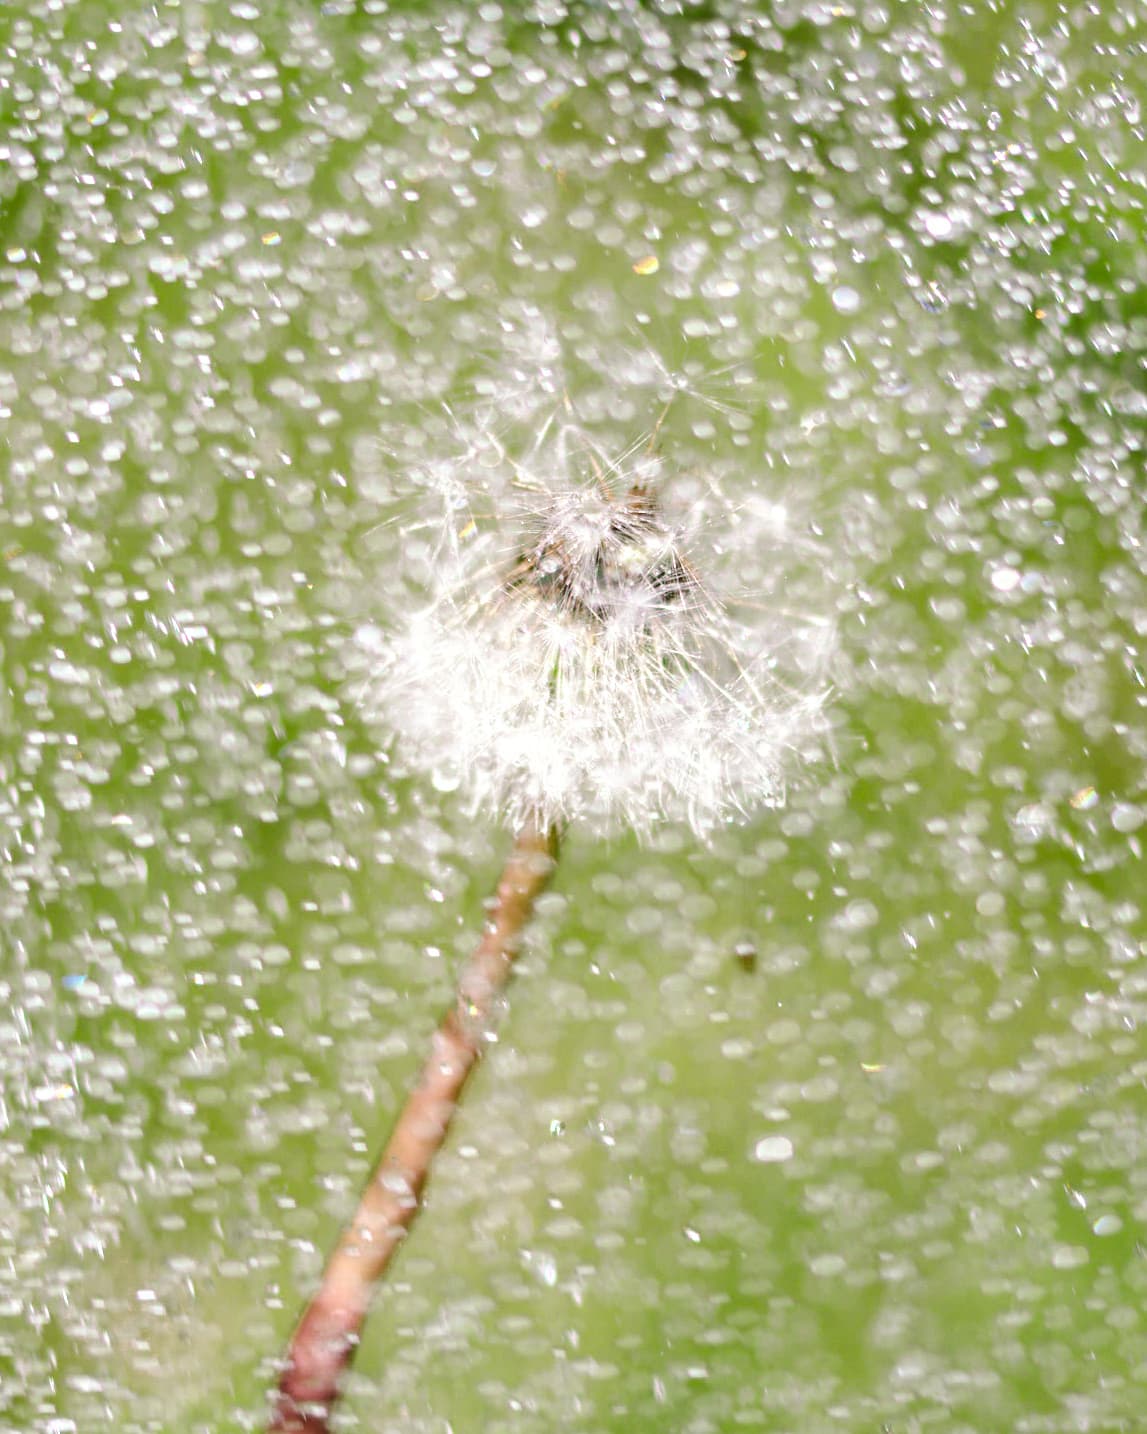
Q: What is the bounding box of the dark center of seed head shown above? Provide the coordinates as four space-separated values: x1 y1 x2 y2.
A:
508 485 697 629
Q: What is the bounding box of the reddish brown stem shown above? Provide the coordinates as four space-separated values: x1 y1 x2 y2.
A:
269 821 560 1433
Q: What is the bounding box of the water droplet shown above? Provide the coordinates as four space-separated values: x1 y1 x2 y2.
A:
990 566 1021 593
752 1135 794 1164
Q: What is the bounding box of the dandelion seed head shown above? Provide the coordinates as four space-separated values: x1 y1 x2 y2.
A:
362 405 833 840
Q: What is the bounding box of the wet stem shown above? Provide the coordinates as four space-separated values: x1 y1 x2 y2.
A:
268 819 560 1434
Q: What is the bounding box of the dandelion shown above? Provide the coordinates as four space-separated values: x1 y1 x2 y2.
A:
270 385 832 1433
373 407 830 838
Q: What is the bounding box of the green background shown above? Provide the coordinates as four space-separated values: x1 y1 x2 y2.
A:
2 2 1144 1430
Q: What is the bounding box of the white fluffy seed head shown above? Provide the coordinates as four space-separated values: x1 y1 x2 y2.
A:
360 414 832 839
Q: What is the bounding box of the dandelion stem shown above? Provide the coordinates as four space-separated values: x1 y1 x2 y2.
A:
269 819 561 1433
